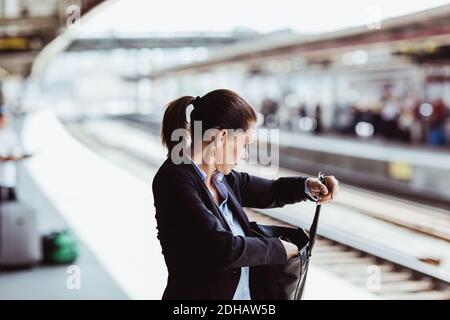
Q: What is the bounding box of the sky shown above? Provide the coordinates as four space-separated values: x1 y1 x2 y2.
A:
79 0 450 35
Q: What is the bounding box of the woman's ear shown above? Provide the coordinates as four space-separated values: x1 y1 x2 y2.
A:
216 129 227 147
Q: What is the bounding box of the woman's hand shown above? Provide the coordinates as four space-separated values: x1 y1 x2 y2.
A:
280 239 299 260
306 175 339 204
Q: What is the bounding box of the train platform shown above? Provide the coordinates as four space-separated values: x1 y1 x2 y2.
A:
0 181 126 299
0 110 382 300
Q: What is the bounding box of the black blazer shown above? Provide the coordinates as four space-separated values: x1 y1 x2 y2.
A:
152 156 310 300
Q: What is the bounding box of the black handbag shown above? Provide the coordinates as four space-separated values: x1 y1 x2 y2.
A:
250 175 324 300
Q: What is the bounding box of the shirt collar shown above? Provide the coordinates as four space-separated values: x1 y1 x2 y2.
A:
187 155 224 183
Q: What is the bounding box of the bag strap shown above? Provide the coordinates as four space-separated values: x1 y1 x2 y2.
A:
307 172 325 251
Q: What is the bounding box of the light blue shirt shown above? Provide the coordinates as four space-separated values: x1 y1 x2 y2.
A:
189 160 251 300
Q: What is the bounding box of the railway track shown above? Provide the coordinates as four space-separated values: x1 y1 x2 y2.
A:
65 119 450 300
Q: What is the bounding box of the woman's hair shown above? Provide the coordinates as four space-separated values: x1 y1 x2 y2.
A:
161 89 257 152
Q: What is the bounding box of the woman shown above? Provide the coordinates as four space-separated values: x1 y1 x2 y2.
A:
152 89 339 300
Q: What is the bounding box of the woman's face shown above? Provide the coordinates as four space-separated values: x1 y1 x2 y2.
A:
213 121 256 175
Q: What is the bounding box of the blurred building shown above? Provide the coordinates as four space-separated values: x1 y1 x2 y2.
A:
142 5 450 146
0 0 105 76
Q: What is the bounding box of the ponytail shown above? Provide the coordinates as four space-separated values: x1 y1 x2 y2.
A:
161 96 195 153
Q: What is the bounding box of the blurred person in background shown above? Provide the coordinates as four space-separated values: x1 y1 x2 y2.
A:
380 97 400 140
396 98 414 143
350 104 364 135
313 104 323 134
427 98 448 146
0 103 30 204
332 103 354 134
369 104 383 137
287 103 307 132
261 97 279 128
410 98 425 144
298 103 307 118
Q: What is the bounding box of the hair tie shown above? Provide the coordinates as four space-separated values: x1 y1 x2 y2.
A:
191 96 201 108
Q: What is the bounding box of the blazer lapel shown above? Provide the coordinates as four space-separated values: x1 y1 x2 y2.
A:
187 163 232 232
